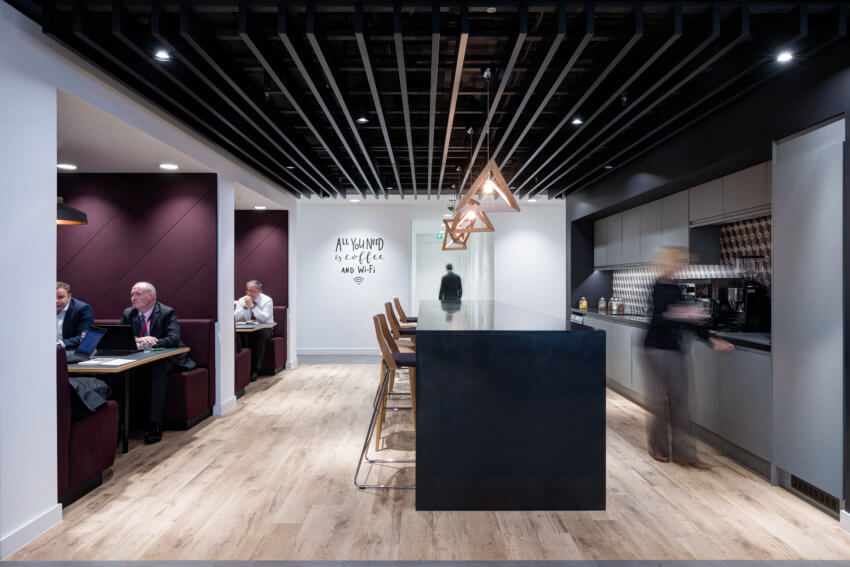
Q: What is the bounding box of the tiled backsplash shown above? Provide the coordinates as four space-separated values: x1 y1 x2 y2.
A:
611 216 772 314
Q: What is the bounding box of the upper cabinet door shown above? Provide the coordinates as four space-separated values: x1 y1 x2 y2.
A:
723 163 769 214
689 179 724 222
593 218 606 268
639 201 663 263
662 192 689 249
606 213 623 266
622 208 641 264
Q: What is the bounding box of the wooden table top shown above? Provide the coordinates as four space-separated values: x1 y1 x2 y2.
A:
235 322 277 333
67 347 190 374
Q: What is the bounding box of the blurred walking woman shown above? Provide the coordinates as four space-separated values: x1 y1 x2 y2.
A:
643 247 733 468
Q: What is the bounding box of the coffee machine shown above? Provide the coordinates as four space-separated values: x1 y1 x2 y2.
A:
697 278 770 331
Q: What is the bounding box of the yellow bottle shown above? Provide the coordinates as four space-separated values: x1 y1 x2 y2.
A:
579 297 588 310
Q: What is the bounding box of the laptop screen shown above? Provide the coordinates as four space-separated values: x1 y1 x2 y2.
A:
76 328 105 355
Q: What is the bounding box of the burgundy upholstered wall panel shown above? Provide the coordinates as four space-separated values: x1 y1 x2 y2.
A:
58 173 218 319
234 210 288 307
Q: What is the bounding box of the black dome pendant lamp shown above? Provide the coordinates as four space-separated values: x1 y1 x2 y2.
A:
57 197 88 225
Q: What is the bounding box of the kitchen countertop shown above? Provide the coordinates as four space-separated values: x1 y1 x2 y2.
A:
418 300 591 332
573 308 771 352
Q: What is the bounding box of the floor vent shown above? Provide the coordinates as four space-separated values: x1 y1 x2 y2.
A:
791 475 839 513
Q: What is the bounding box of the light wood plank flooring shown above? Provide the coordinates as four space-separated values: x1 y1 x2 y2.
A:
11 361 850 560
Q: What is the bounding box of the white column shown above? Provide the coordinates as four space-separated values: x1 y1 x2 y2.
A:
0 6 63 557
286 203 297 368
214 177 236 415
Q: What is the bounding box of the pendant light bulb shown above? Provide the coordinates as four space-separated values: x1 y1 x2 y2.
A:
483 178 497 194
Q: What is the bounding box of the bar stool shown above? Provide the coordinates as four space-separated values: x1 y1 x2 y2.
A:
393 297 417 323
376 313 413 394
353 315 416 489
385 302 416 345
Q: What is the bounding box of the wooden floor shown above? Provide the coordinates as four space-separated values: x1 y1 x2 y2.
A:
12 361 850 560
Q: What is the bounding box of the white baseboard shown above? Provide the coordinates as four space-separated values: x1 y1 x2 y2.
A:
0 503 62 559
840 510 850 533
213 395 237 416
286 358 298 369
297 348 379 356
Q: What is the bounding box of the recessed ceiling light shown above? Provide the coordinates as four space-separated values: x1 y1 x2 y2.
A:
486 7 497 14
57 163 78 171
356 116 369 124
285 165 295 170
386 186 393 191
443 213 453 218
254 205 267 210
777 51 793 63
159 163 179 170
350 198 360 203
604 165 614 170
571 117 583 125
528 199 537 203
154 49 171 62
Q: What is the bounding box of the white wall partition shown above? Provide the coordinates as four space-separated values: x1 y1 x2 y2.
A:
493 203 567 318
297 204 411 355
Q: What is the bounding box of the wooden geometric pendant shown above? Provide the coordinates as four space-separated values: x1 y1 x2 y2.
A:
457 159 521 213
449 199 495 234
442 219 469 251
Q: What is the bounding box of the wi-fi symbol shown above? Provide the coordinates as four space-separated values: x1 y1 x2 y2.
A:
353 276 365 285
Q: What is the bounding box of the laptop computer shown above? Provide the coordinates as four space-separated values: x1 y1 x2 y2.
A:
97 324 142 355
66 327 106 364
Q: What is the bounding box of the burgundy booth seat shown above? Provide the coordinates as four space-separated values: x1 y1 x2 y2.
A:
94 318 215 429
235 334 251 396
57 346 119 505
260 305 287 376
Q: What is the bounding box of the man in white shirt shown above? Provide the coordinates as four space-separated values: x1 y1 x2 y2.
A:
234 280 275 381
56 282 94 349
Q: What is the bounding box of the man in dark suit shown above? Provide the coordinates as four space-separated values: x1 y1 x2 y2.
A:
439 264 463 302
56 282 94 349
120 281 195 444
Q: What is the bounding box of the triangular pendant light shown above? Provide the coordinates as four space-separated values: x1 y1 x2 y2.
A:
450 199 495 234
457 159 521 213
442 219 469 251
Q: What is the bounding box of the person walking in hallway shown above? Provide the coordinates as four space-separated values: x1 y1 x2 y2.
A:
643 247 733 469
439 264 462 302
234 279 274 381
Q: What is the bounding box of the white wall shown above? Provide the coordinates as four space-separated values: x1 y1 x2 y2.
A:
0 4 296 557
493 203 567 319
297 204 410 355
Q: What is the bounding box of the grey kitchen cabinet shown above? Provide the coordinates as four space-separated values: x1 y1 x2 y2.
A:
723 163 769 214
606 213 623 266
606 321 632 388
639 201 663 263
689 339 721 434
661 191 689 249
630 326 649 398
689 179 724 222
622 207 642 264
719 348 771 461
593 218 606 268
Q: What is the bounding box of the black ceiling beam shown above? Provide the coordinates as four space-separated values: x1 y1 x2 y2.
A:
239 5 347 197
499 5 594 169
510 9 643 192
150 5 312 197
63 4 298 194
305 4 386 198
490 2 565 164
111 5 302 195
394 2 418 198
355 2 403 197
436 3 468 197
526 6 683 197
426 0 440 197
179 11 331 197
278 7 371 198
528 11 723 198
545 7 750 199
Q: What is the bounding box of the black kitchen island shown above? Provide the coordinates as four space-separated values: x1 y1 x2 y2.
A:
415 300 606 511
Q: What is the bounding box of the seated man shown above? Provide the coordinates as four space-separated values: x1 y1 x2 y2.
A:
56 281 94 349
234 279 274 381
121 281 195 444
